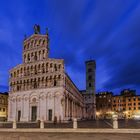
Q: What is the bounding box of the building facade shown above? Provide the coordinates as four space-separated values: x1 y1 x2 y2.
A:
96 92 112 119
96 89 140 119
81 60 96 119
112 89 140 119
0 92 8 121
8 25 85 122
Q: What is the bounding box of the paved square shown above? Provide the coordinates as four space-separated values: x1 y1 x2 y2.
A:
0 132 140 140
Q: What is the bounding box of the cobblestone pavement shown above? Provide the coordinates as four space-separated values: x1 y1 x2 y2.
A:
0 132 140 140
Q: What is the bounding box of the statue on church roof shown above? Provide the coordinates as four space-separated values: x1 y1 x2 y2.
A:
34 24 40 34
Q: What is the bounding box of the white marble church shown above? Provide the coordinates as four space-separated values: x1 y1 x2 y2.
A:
8 25 96 122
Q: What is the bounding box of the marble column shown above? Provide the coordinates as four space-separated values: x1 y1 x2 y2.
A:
65 96 67 117
66 97 68 118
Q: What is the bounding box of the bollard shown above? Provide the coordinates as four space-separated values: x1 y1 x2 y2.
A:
113 115 118 129
40 120 44 129
13 120 17 129
73 118 77 129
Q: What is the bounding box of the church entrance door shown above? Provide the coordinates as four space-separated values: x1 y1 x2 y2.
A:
48 109 52 121
17 110 21 122
31 106 37 122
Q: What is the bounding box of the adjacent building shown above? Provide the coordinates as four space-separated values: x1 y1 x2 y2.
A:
112 89 140 119
8 25 85 122
0 92 8 121
96 89 140 119
96 92 112 119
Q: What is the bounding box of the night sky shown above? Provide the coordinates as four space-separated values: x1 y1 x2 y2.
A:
0 0 140 94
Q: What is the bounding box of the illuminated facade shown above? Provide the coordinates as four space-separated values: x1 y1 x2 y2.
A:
112 89 140 119
8 25 85 122
0 92 8 121
96 92 112 119
96 89 140 119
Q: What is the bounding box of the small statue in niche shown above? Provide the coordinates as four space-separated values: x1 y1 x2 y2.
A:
34 24 40 34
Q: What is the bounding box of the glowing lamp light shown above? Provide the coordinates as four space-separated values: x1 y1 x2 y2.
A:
96 112 100 116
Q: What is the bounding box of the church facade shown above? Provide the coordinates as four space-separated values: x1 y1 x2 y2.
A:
8 25 95 122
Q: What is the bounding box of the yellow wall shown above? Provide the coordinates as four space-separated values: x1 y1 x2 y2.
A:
0 93 8 121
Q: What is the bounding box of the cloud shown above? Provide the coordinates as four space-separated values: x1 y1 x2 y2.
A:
0 85 8 92
0 0 140 94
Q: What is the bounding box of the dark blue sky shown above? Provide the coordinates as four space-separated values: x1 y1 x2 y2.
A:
0 0 140 94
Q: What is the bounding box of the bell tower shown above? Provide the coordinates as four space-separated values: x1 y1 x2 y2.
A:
84 60 96 119
86 60 96 94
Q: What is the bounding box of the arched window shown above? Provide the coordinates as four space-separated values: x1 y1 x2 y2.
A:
58 75 61 79
17 70 19 77
42 50 45 59
14 72 16 77
27 43 29 49
24 67 26 76
45 77 47 81
21 68 23 74
34 52 37 61
43 40 45 45
54 80 57 86
34 65 37 74
54 64 57 71
31 40 34 47
34 78 37 89
17 85 20 91
39 39 42 45
42 77 44 82
28 53 30 61
46 63 48 72
42 63 45 73
31 65 33 71
50 63 52 67
59 64 61 69
35 40 37 46
38 64 41 73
